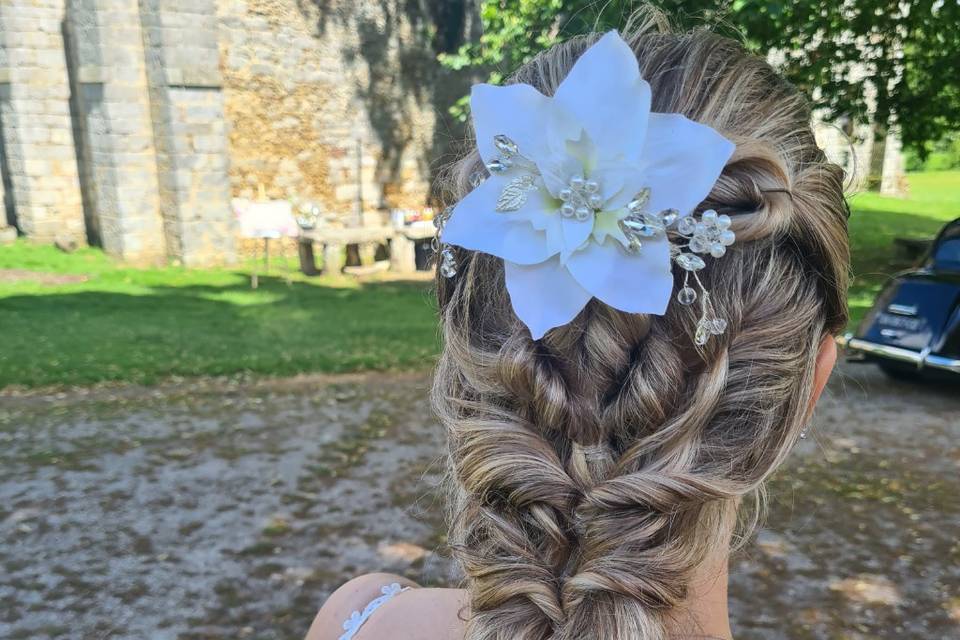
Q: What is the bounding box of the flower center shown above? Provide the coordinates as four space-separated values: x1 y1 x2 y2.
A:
558 174 602 221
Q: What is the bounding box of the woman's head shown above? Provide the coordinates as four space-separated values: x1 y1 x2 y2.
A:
432 10 849 640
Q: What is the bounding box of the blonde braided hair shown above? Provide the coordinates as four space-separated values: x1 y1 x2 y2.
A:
431 9 849 640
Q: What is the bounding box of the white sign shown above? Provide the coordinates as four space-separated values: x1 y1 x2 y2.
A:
233 198 299 239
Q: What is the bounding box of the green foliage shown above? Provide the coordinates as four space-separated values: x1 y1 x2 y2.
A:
905 130 960 171
441 1 960 153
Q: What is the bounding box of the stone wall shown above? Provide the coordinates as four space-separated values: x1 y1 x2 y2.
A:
139 0 235 265
0 0 86 245
64 0 167 262
0 0 474 259
217 0 475 219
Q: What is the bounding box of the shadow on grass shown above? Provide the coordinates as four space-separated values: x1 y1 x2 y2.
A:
0 276 440 388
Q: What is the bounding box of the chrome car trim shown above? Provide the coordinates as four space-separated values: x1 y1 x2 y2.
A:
887 303 918 316
840 333 960 374
926 353 960 374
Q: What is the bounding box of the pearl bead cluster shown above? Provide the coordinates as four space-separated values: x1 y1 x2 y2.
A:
558 175 603 221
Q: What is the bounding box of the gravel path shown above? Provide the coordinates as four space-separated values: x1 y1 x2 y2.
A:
0 362 957 639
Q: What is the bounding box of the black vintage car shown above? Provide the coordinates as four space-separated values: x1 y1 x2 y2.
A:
841 217 960 379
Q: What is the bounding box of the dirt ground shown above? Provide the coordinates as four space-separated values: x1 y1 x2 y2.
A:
0 361 957 640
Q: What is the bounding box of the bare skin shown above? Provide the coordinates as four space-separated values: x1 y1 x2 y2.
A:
305 337 838 640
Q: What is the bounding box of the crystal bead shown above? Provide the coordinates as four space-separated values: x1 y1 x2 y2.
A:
675 253 706 271
677 286 697 305
717 214 732 229
560 202 575 217
677 216 697 235
486 159 509 173
620 217 657 236
559 188 572 201
575 206 591 221
708 318 728 334
694 222 707 236
584 180 600 193
493 134 519 158
570 175 585 189
694 322 710 346
627 236 643 253
440 248 457 278
628 188 650 210
660 209 679 227
710 243 726 258
720 229 736 246
702 209 718 223
689 237 709 254
469 171 485 187
589 193 603 208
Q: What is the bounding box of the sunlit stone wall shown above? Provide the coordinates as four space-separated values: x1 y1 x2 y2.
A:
0 0 86 245
216 0 476 218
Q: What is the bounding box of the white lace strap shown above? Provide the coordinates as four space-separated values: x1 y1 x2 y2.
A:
338 583 410 640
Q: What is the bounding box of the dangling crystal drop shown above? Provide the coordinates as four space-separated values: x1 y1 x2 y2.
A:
675 253 706 271
486 159 509 173
440 247 457 278
694 322 710 346
493 134 519 158
677 287 697 305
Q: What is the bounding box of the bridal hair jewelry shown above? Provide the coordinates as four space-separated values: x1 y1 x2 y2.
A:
439 31 736 343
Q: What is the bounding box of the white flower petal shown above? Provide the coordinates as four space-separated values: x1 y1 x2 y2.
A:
505 257 593 339
611 112 735 214
560 215 593 262
442 176 556 265
553 31 651 166
566 236 673 315
471 83 575 169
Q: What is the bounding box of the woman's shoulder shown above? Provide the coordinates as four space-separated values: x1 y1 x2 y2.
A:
305 572 468 640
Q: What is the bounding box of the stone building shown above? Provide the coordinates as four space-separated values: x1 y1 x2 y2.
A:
0 0 475 265
0 2 903 264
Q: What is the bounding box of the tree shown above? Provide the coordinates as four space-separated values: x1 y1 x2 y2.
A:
439 1 960 156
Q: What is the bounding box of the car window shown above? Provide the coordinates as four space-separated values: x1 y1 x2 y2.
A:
933 237 960 268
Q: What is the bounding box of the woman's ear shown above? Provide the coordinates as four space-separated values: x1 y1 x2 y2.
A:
808 335 838 416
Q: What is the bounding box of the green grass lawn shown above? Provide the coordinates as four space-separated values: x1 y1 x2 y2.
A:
0 244 439 387
1 170 958 388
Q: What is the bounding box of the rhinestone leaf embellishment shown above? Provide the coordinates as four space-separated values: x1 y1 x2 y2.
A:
496 174 539 212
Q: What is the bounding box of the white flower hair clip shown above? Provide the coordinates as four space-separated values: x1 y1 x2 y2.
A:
439 31 736 344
